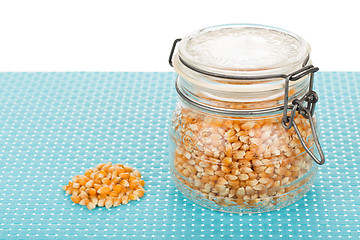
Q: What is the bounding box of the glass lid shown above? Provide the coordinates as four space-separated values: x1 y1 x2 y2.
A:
177 24 310 77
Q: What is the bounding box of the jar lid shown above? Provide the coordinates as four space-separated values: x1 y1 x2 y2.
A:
177 24 310 77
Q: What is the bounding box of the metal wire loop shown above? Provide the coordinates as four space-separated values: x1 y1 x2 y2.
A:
282 85 325 165
281 102 299 130
292 107 325 165
169 38 182 67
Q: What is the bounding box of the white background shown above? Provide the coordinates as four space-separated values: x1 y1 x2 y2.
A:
0 0 359 72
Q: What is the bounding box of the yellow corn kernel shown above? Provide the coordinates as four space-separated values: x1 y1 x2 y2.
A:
79 186 86 192
120 179 129 187
119 173 129 179
72 188 79 196
96 163 105 170
109 191 119 198
88 188 97 196
128 176 137 182
93 179 102 184
121 196 129 205
87 202 96 210
132 170 141 178
62 185 68 191
72 175 81 182
78 179 86 186
94 173 104 180
112 177 121 184
70 195 81 204
66 187 73 195
94 184 101 191
133 189 145 198
101 162 112 172
82 176 90 182
117 168 125 174
113 198 121 207
113 184 123 193
85 180 94 188
84 169 93 178
79 198 90 206
95 170 106 178
102 178 111 185
108 166 115 173
90 195 98 205
222 157 232 165
79 191 88 199
97 194 107 200
129 180 139 189
106 172 112 179
105 198 114 209
97 198 105 207
97 186 111 195
129 194 139 201
123 165 133 172
139 179 145 187
120 187 128 194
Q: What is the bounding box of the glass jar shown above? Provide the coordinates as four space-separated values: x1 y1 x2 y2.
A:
168 24 325 213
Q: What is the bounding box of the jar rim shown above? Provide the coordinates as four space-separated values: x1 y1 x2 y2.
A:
176 24 311 78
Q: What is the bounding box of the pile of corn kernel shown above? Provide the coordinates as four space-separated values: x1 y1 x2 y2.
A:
62 162 145 210
171 105 314 207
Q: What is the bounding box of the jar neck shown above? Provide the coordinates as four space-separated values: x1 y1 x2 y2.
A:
173 53 312 114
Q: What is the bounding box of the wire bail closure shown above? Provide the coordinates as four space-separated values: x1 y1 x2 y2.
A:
281 66 325 165
169 38 325 165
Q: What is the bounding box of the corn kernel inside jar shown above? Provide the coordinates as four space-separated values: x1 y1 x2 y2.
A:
169 24 322 213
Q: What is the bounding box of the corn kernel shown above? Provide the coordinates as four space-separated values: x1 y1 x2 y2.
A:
90 195 98 205
120 179 129 187
123 166 133 172
133 189 145 198
139 179 145 187
129 194 139 201
109 191 119 198
79 191 88 199
128 176 137 182
85 180 94 188
113 184 123 193
102 178 111 185
87 202 96 210
70 195 81 204
132 170 141 178
119 173 129 179
101 162 112 172
129 180 139 189
79 198 90 206
113 198 121 207
97 198 105 207
121 196 129 205
85 169 93 178
97 186 111 195
105 198 113 209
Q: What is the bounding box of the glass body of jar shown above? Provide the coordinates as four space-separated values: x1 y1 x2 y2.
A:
168 24 323 213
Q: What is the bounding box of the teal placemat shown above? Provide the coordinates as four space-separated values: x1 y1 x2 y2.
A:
0 72 359 239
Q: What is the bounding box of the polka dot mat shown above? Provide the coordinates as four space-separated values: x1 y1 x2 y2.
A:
0 72 359 239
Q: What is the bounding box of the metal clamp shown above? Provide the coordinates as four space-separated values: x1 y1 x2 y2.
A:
281 66 325 165
169 38 182 67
